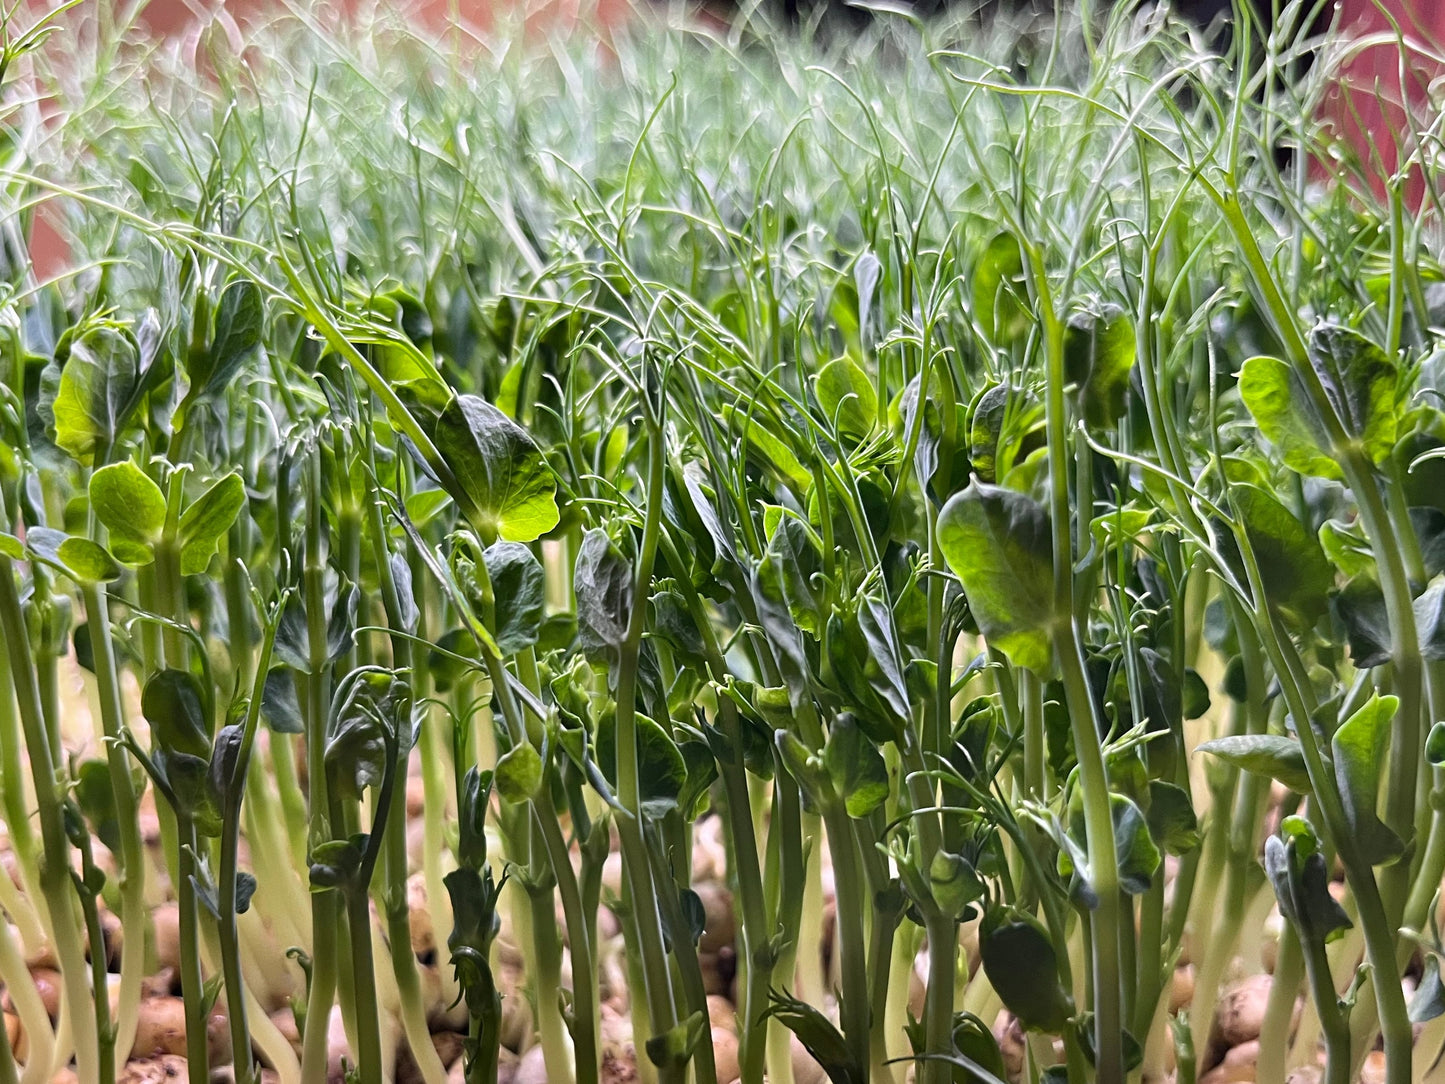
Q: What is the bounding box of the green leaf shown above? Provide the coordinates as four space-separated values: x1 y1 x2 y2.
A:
494 742 543 804
74 759 122 856
142 669 212 760
483 541 545 655
1064 308 1134 429
90 461 167 566
950 1013 1011 1084
1196 734 1312 794
1239 325 1399 478
979 914 1073 1032
937 480 1057 674
194 279 263 398
433 394 559 543
972 233 1029 346
723 404 812 491
1222 484 1333 628
1311 324 1401 465
815 356 877 442
0 533 21 559
1074 1015 1144 1074
445 863 505 956
178 474 245 576
929 851 985 920
26 527 122 584
823 713 889 818
49 323 139 465
1319 518 1376 578
1331 693 1404 865
1238 355 1342 479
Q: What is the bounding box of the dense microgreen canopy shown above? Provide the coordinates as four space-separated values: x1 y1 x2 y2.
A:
0 3 1442 1084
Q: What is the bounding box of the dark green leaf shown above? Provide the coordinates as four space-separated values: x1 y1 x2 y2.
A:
1427 722 1445 766
161 751 222 837
325 582 360 663
194 280 263 398
484 541 545 655
74 759 122 855
142 669 212 759
1145 781 1199 855
457 766 494 870
208 724 245 802
575 529 632 662
445 864 505 955
1333 579 1391 668
1182 669 1210 720
324 668 407 802
1111 793 1161 894
1265 823 1352 947
979 914 1072 1032
760 989 864 1084
596 712 686 819
261 667 303 734
1416 583 1445 661
676 740 718 820
234 871 258 915
1221 484 1332 628
310 838 363 891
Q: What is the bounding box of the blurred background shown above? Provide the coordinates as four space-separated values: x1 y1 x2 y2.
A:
20 0 1445 273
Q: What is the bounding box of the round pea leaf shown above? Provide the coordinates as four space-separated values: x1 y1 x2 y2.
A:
433 395 559 543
